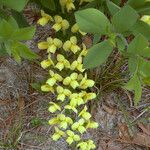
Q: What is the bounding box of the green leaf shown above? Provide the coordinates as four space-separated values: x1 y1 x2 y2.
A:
31 83 41 91
93 34 100 44
40 0 55 10
116 36 127 52
142 77 150 85
139 60 150 78
112 5 139 33
8 16 18 29
106 1 120 16
127 34 148 54
0 9 9 19
0 48 8 56
11 10 29 28
127 0 146 9
0 20 13 39
138 47 150 58
12 42 38 60
75 8 111 34
11 26 36 41
0 0 29 12
80 1 97 9
112 0 121 5
131 20 150 40
137 2 150 15
128 57 138 74
4 41 12 55
83 40 113 69
12 47 21 64
124 74 142 106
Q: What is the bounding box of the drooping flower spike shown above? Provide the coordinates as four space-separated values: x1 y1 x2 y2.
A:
38 11 98 150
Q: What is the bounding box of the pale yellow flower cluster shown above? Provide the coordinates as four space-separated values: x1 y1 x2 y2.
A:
37 11 98 150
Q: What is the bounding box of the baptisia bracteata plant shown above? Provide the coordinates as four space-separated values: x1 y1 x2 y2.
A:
37 9 98 150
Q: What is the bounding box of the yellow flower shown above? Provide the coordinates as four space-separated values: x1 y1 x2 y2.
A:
52 15 70 32
70 57 85 72
38 41 48 50
77 140 96 150
79 74 95 89
77 74 84 81
63 36 81 53
70 93 84 107
57 114 73 129
55 54 70 71
84 92 96 102
52 127 65 141
63 73 79 89
79 106 91 120
48 102 61 113
141 15 150 25
47 37 63 53
79 0 94 5
77 141 88 150
41 84 54 93
38 37 62 53
46 70 63 86
56 86 71 101
49 114 73 129
66 0 75 12
79 44 88 57
48 117 59 125
86 120 99 129
71 119 86 134
59 0 66 7
64 105 78 113
66 130 80 145
37 10 53 26
41 58 54 69
71 23 86 35
59 0 75 12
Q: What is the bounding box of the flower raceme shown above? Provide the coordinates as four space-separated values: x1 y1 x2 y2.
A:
38 11 98 150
